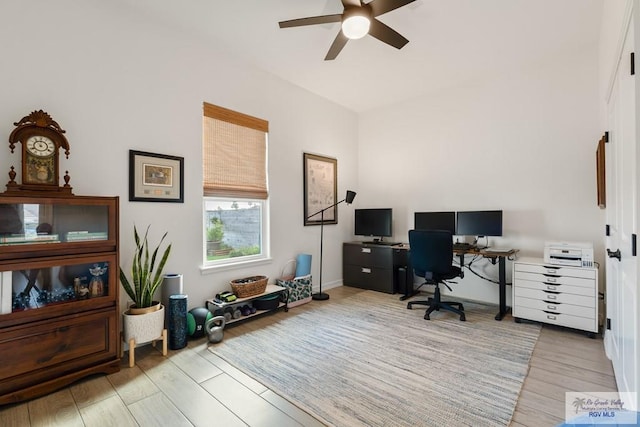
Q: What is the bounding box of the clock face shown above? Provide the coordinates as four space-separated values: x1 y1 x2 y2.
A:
26 135 55 157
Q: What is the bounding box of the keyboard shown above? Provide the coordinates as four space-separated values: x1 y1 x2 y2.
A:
483 247 512 253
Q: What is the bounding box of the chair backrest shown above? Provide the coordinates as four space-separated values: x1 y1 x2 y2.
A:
408 229 455 279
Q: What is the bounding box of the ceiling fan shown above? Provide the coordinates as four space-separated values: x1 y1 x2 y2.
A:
278 0 416 60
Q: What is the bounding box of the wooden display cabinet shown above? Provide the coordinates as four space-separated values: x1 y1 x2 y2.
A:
0 195 120 404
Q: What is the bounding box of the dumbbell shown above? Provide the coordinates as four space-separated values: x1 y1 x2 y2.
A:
232 306 242 319
223 307 234 322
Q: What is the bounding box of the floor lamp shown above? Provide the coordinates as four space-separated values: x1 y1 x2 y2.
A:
306 190 357 301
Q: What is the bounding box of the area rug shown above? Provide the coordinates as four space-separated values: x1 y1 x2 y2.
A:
210 290 541 426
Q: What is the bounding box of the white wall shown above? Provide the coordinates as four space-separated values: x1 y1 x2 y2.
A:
357 45 603 304
0 0 358 311
0 0 612 312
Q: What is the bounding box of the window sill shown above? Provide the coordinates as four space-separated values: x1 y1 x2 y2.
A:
200 257 273 275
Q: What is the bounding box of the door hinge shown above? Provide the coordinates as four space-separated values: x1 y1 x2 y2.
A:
604 131 609 143
633 234 637 256
607 318 611 330
632 52 635 76
606 224 610 236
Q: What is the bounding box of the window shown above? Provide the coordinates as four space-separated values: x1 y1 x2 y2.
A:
202 103 269 268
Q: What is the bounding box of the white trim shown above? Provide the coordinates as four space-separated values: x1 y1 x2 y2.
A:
606 0 635 103
200 257 273 275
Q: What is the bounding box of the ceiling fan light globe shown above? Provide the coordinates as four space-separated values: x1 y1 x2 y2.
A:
342 16 370 39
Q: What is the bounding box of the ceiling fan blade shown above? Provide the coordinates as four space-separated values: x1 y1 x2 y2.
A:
368 19 409 49
279 14 342 29
369 0 416 17
341 0 361 7
325 31 349 60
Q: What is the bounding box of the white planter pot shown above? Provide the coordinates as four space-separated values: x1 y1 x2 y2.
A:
123 304 165 344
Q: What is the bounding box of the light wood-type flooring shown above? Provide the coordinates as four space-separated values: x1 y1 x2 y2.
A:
0 286 618 427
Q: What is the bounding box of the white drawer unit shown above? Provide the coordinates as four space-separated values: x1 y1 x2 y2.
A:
512 257 598 337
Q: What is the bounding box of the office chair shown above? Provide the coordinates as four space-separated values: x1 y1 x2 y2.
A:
406 229 466 321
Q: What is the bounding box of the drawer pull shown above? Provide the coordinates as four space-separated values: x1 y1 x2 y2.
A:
546 285 557 291
546 314 557 321
546 305 557 310
544 276 557 283
545 294 557 300
361 268 371 274
361 248 371 254
545 268 559 274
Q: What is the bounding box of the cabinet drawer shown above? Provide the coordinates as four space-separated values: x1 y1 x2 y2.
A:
513 306 597 333
514 286 595 307
514 296 595 318
514 271 595 289
514 278 594 297
514 263 596 279
0 308 117 384
343 245 393 269
343 264 394 293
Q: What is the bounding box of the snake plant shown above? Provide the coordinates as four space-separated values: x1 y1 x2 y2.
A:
119 225 172 309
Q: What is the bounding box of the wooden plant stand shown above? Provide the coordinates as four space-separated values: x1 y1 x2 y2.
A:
120 329 168 368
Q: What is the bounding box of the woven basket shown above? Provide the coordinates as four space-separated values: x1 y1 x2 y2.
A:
230 275 268 298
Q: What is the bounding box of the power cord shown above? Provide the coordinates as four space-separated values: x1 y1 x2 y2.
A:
456 253 511 286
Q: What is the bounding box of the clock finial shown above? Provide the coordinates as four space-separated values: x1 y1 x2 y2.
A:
7 166 17 188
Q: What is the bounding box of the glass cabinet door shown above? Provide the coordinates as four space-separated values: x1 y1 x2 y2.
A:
0 254 116 317
0 196 117 260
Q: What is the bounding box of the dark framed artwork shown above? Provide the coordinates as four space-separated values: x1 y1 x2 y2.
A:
129 150 184 203
596 135 606 209
303 153 337 226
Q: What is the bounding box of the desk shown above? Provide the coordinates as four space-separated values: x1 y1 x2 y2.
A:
399 246 518 321
455 248 518 320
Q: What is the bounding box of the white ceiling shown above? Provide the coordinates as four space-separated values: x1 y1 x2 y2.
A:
115 0 603 113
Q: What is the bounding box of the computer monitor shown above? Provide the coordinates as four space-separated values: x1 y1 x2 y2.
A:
414 211 456 234
354 208 393 239
456 210 503 237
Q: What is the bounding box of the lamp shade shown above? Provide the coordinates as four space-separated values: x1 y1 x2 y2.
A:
342 16 369 39
345 190 357 204
342 8 371 40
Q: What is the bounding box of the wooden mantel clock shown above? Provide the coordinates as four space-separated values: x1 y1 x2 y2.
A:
4 110 73 196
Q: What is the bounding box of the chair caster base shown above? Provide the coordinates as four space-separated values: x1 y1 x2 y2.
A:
424 312 465 321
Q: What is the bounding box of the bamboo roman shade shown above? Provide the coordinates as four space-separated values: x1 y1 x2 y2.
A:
203 102 269 199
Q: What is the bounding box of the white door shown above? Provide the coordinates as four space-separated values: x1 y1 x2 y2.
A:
605 16 638 410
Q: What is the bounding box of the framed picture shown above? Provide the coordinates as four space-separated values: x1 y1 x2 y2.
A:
304 153 337 226
129 150 184 203
596 135 606 209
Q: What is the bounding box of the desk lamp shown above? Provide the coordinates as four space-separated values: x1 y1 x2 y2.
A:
306 190 357 301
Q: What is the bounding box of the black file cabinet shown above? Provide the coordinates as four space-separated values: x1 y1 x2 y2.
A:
343 242 411 294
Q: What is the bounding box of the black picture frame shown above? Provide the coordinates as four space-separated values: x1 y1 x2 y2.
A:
129 150 184 203
303 153 337 226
